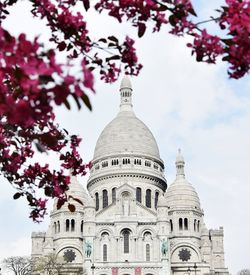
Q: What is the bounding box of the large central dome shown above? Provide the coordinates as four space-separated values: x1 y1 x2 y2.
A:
88 75 166 192
93 76 161 161
93 110 160 160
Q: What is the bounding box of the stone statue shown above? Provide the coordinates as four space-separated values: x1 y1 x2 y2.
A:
161 238 168 257
85 240 92 257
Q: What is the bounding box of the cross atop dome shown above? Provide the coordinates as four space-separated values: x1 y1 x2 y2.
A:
176 148 185 179
119 75 133 111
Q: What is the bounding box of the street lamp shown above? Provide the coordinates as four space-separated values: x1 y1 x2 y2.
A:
91 263 95 275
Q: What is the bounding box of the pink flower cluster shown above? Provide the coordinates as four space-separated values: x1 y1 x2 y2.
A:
187 30 224 64
0 27 93 221
95 0 168 36
0 0 250 221
0 0 144 220
169 0 196 35
218 0 250 78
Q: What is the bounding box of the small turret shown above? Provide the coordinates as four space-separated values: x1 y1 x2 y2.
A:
119 75 133 111
157 193 168 208
175 148 185 179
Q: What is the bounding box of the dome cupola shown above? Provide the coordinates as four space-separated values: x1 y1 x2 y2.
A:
93 76 161 161
87 76 167 197
165 150 200 210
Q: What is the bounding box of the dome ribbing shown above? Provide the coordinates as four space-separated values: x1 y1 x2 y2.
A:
93 76 161 161
165 150 200 209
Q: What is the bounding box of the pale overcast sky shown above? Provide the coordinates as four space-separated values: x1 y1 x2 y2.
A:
1 1 250 274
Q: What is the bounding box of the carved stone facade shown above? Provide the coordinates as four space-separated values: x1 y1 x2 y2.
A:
31 77 229 275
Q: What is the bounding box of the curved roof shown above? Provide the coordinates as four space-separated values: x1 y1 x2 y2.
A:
165 150 201 209
93 76 161 161
157 193 168 207
67 175 87 200
93 110 160 160
165 177 200 209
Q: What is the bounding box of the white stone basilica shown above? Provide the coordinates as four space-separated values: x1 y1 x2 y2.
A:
31 77 229 275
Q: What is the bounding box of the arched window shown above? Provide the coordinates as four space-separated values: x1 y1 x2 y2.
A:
101 232 109 239
103 244 107 262
102 161 108 168
81 220 83 233
194 219 197 231
71 219 75 232
123 158 130 165
154 163 159 170
112 188 116 203
95 192 99 211
197 220 200 232
146 244 150 261
66 219 70 232
146 189 151 208
57 221 60 233
170 219 173 232
184 218 188 230
179 218 183 230
136 187 142 203
112 159 119 165
155 191 159 208
134 159 141 165
103 189 108 208
123 229 130 253
54 222 57 234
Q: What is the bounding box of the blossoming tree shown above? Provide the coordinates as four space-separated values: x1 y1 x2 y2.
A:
0 0 249 221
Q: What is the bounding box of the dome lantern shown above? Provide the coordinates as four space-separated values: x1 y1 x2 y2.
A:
165 150 201 210
176 148 185 179
92 77 163 161
119 75 133 112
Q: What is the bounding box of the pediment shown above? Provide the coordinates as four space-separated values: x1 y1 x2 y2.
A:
96 200 157 222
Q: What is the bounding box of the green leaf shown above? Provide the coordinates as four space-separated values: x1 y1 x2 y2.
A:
58 41 66 51
44 186 53 197
72 94 81 110
57 199 65 210
138 23 146 38
106 55 120 62
67 43 73 51
98 38 107 43
73 197 84 205
13 193 22 200
68 204 76 212
39 75 54 84
108 42 116 47
81 94 92 111
108 36 118 43
188 8 197 17
221 38 233 46
26 193 33 203
63 98 71 110
83 0 90 11
222 55 230 61
169 15 176 26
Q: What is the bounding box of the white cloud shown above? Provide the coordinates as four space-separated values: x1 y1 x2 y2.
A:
1 2 250 275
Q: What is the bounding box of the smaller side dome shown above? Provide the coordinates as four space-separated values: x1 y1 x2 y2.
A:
85 195 95 208
52 175 88 211
157 193 168 207
201 222 209 236
67 175 86 199
166 150 201 209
